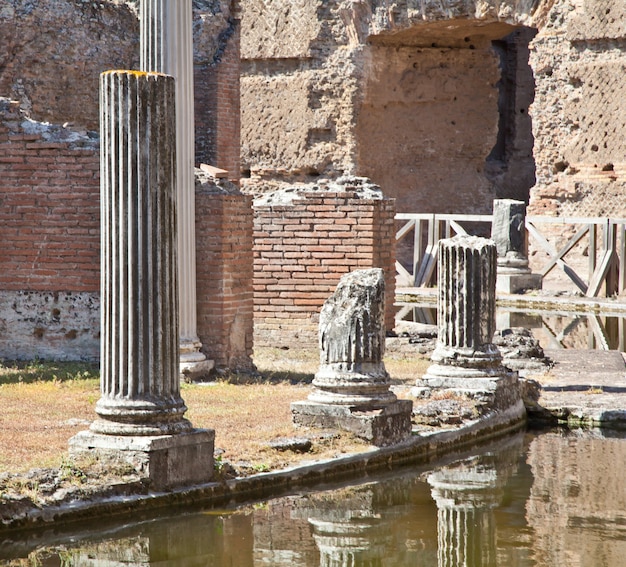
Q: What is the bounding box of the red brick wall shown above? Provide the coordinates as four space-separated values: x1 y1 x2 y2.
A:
253 191 396 347
0 101 100 293
196 185 254 369
194 20 241 182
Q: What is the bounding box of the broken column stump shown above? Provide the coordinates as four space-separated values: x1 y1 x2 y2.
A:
491 199 542 294
69 70 214 489
292 268 412 446
412 236 523 415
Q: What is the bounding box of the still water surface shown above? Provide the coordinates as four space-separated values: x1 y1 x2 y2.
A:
397 303 626 351
5 428 626 566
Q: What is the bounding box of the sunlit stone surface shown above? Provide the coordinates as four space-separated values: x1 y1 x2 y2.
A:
292 268 412 446
70 71 214 488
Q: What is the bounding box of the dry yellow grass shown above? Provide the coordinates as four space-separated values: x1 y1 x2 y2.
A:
0 347 430 475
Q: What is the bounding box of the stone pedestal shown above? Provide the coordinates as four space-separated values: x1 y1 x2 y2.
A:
292 269 412 446
492 199 541 294
70 71 214 489
141 0 214 380
413 236 521 412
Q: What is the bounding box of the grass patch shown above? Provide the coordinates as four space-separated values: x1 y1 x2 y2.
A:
0 360 99 385
0 347 429 475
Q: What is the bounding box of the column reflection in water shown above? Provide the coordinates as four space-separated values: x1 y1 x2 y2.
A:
294 484 398 567
428 435 523 567
61 513 253 566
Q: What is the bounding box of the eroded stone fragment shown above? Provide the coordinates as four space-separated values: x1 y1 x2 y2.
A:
492 199 541 293
292 268 412 446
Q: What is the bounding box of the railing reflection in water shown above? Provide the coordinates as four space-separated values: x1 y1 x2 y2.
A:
396 303 626 351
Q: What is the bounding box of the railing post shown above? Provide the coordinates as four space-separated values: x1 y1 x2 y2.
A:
606 220 618 296
617 222 626 294
589 222 596 280
413 218 422 287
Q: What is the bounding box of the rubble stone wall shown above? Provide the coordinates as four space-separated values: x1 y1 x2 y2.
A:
0 0 139 131
529 0 626 219
240 0 537 215
253 187 396 348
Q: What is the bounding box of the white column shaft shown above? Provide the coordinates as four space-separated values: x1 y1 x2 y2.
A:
140 0 202 356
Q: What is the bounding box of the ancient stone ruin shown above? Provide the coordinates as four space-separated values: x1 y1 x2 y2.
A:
1 1 625 358
492 198 541 293
292 268 412 446
140 0 214 380
412 235 524 418
69 70 214 489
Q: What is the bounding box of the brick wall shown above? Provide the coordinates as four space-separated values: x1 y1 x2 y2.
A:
195 177 254 370
253 190 396 348
0 100 100 293
0 99 101 360
194 19 241 182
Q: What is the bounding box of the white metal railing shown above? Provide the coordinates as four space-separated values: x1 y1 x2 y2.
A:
395 213 626 297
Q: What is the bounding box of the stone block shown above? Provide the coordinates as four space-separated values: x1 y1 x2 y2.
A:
412 372 522 414
496 272 542 294
291 399 413 447
69 429 215 490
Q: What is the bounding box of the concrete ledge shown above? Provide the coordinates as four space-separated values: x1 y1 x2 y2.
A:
496 272 542 294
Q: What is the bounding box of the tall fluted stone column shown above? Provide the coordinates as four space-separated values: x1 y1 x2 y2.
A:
70 71 214 489
141 0 213 379
412 236 523 416
292 269 412 446
491 199 541 294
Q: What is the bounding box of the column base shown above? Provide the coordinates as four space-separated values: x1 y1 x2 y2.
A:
180 357 215 382
412 366 521 413
180 342 215 381
69 428 215 490
291 399 413 447
496 271 542 294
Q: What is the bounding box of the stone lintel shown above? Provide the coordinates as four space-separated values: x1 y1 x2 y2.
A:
291 399 413 447
69 429 215 490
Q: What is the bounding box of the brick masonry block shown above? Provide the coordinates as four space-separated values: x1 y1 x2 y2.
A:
253 190 396 348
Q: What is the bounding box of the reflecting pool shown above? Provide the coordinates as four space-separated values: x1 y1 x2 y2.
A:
4 428 626 566
397 302 626 351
